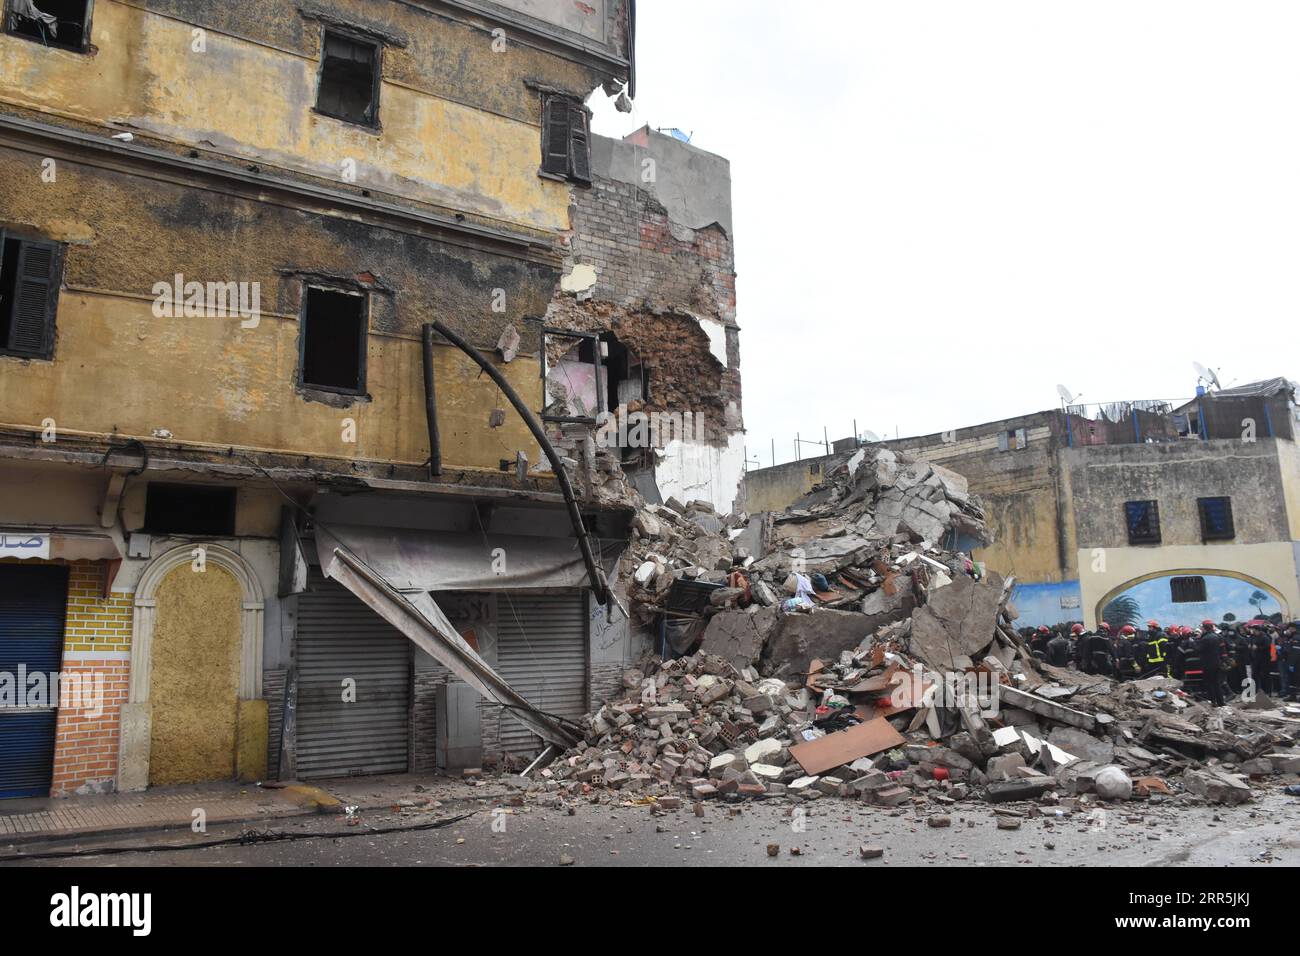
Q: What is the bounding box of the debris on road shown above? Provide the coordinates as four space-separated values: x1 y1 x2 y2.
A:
527 448 1299 819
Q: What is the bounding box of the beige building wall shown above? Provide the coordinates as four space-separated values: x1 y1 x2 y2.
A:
1077 541 1300 629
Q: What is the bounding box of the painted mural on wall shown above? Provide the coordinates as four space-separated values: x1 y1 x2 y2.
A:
1100 574 1284 629
1010 581 1083 628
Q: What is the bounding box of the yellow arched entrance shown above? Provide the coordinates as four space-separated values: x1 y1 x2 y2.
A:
1094 568 1290 627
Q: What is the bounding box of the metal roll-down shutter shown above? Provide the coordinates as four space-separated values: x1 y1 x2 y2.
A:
494 592 587 757
0 564 68 799
295 570 410 779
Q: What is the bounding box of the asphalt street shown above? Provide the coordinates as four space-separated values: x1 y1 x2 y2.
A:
5 788 1298 867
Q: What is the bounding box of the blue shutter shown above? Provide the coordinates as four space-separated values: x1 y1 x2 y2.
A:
0 564 68 798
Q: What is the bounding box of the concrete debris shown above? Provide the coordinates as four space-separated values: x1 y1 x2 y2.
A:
1093 766 1134 801
612 447 993 634
533 450 1296 815
528 620 1297 812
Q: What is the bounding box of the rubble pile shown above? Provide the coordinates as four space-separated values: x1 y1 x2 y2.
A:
617 446 993 632
535 445 1300 813
535 634 1300 813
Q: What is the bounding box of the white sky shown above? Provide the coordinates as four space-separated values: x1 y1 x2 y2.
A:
590 1 1300 468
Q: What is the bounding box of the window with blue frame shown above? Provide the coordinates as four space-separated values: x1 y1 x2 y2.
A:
1124 500 1161 544
1197 496 1235 541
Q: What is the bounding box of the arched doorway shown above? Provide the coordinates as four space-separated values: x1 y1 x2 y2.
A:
148 563 240 784
118 545 265 791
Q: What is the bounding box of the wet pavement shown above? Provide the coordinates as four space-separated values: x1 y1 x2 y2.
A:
5 784 1298 867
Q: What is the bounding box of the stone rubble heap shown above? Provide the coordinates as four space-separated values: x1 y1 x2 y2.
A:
617 446 993 629
533 446 1300 813
534 638 1300 814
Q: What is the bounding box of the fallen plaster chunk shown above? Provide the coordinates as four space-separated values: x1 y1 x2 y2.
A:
496 324 521 362
560 263 598 293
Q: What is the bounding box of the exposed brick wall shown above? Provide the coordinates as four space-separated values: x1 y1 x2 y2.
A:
589 661 626 711
570 179 737 324
61 561 133 653
50 561 133 796
548 171 743 440
410 670 449 773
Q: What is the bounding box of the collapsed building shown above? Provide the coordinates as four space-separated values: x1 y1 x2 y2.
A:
539 449 1300 815
0 0 749 799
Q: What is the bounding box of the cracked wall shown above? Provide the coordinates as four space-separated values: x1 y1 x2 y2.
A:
548 126 744 512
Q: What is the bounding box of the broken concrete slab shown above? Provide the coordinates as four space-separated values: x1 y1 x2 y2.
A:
1183 768 1252 805
999 686 1097 732
1048 726 1114 764
908 572 1005 671
985 776 1057 803
762 609 875 674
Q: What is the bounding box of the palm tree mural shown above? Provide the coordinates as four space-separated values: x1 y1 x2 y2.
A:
1101 595 1142 629
1248 589 1269 619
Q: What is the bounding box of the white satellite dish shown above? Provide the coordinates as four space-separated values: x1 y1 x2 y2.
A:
1056 384 1076 404
1193 361 1221 390
860 429 881 444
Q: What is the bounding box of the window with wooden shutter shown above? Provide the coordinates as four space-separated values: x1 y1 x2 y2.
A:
568 103 591 183
0 234 62 360
541 95 592 184
542 96 572 177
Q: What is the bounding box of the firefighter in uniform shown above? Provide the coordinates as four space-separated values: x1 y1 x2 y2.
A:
1113 625 1140 681
1047 628 1072 667
1198 620 1227 707
1140 620 1169 678
1087 624 1115 675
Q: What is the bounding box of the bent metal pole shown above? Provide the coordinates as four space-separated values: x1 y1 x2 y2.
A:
426 320 611 607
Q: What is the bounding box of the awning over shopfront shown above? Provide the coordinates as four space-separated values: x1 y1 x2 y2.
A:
313 523 623 592
0 529 121 562
315 525 596 750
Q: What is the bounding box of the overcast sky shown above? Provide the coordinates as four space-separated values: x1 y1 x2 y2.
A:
590 1 1300 468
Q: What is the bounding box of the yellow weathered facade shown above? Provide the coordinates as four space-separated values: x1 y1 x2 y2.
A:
0 0 636 795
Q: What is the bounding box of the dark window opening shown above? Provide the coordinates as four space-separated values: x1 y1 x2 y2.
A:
316 30 379 126
1197 496 1235 541
145 483 237 537
1170 576 1208 603
1125 499 1161 544
5 0 90 52
541 95 591 184
0 233 62 359
300 287 367 393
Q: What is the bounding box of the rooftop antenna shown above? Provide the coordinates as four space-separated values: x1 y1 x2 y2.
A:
1193 361 1222 391
1056 384 1081 406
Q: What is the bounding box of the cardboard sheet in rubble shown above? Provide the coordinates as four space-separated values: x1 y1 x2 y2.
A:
789 717 906 776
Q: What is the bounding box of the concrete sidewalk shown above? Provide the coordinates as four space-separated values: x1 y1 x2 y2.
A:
0 781 341 847
0 773 510 848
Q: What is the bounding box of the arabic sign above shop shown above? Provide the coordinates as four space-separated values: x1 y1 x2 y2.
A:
0 533 51 559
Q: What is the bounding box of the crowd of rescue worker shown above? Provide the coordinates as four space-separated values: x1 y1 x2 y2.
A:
1021 619 1300 707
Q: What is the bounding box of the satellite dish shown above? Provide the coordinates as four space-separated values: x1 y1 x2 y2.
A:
1056 384 1076 404
861 429 881 444
1194 361 1221 390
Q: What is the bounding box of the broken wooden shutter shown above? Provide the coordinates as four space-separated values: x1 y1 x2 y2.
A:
542 97 571 176
568 103 591 182
8 240 59 357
